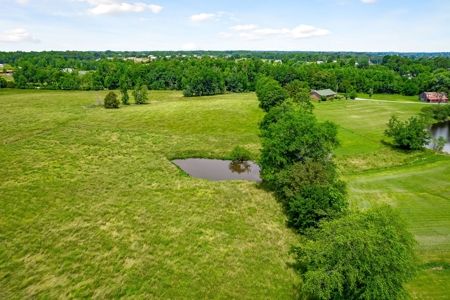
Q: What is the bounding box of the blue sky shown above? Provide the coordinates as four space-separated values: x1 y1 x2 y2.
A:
0 0 449 52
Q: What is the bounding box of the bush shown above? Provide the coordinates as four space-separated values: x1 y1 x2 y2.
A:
384 115 431 150
7 81 16 88
229 146 252 162
104 91 119 109
0 77 6 88
349 90 357 99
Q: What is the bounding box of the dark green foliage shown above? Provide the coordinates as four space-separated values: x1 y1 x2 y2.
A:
182 67 224 97
121 88 130 105
420 105 450 122
320 95 327 102
349 90 357 100
258 101 296 132
290 205 420 300
0 77 6 88
229 146 252 162
275 160 347 231
16 74 27 89
284 80 310 98
402 81 419 96
259 110 340 183
6 81 16 88
384 115 431 150
104 91 119 109
256 77 289 112
2 51 450 97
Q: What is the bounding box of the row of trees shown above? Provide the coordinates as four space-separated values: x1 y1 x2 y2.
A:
256 77 420 299
5 52 450 97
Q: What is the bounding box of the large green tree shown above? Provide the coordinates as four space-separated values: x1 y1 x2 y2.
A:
291 205 420 300
259 110 339 183
256 77 289 112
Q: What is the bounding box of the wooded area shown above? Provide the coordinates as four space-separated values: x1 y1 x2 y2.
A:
1 51 450 97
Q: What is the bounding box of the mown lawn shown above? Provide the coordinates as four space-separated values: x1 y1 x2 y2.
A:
1 90 449 299
357 93 421 102
315 99 450 299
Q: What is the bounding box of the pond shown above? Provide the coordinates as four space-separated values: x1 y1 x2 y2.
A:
172 158 261 182
427 120 450 153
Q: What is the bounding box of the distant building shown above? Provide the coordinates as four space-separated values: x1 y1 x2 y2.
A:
274 59 282 64
419 92 448 103
0 64 3 68
62 68 74 73
311 89 337 100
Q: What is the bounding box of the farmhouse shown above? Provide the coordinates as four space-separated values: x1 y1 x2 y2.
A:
310 89 337 100
419 92 448 103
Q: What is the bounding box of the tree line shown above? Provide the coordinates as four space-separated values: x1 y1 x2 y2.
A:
2 52 450 97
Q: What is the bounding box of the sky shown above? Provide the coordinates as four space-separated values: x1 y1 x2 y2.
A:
0 0 449 52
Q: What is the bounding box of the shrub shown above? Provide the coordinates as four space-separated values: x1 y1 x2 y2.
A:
349 90 357 99
229 146 252 162
0 77 6 88
384 115 431 150
104 91 119 109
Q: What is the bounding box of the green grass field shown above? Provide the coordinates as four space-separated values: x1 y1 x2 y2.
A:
357 93 421 102
1 90 450 299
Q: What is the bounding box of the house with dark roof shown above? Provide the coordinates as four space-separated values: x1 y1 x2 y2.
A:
419 92 448 103
310 89 337 100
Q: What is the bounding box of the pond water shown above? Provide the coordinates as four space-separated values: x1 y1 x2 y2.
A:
426 120 450 153
172 158 261 182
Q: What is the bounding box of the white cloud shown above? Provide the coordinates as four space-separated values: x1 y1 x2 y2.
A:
281 25 331 39
180 42 199 50
362 0 378 3
234 24 330 40
239 33 262 41
0 29 40 43
190 13 215 22
219 32 234 38
253 28 280 36
230 24 258 31
84 1 162 15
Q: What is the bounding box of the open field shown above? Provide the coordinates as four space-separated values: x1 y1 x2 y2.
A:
1 90 450 299
0 90 299 299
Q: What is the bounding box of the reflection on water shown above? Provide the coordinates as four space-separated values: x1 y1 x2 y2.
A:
426 120 450 153
172 158 261 182
228 161 251 174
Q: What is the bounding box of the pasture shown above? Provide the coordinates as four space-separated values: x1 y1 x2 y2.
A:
1 90 449 299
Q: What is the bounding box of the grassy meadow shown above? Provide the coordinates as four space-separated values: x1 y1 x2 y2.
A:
1 89 450 299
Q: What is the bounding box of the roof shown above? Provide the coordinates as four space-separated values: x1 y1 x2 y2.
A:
423 92 448 100
313 89 336 97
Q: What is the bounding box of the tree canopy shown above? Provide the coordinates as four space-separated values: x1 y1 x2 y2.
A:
290 205 420 300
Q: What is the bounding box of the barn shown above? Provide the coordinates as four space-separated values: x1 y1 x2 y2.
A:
419 92 448 103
